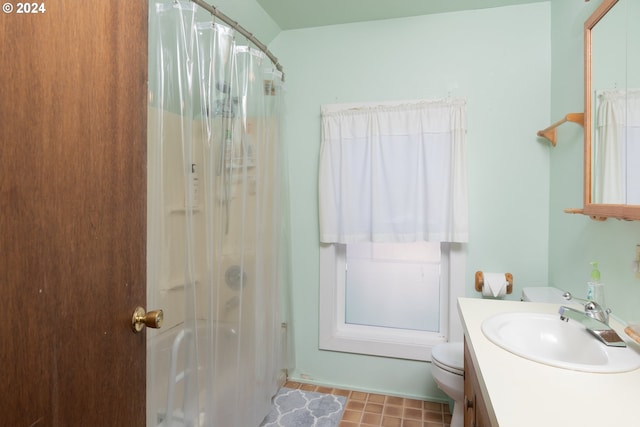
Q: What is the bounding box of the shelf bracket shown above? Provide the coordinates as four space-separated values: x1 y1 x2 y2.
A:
537 113 584 146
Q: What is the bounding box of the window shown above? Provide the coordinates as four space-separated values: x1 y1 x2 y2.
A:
318 98 468 361
319 241 465 361
345 241 442 332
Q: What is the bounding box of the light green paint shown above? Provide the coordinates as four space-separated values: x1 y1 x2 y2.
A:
270 3 551 400
257 0 549 30
201 0 281 43
548 0 640 323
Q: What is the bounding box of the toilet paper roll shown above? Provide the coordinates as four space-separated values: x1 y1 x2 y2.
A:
482 272 508 298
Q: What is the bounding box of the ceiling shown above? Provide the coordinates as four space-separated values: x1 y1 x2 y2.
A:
256 0 551 30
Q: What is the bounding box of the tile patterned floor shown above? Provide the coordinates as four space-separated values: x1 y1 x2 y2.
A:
283 381 451 427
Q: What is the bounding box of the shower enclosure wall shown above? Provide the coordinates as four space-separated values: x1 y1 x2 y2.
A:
146 2 290 426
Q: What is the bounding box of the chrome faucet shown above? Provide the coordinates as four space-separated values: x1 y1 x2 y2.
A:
561 292 610 323
558 292 626 347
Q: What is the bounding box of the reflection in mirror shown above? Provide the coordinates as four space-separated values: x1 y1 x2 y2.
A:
591 0 640 205
582 0 640 220
593 90 640 204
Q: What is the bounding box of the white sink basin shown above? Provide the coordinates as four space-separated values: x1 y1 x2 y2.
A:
481 312 640 373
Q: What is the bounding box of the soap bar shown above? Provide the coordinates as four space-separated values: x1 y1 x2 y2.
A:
624 324 640 344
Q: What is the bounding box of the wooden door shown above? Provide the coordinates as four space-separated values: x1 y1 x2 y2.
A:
0 1 148 425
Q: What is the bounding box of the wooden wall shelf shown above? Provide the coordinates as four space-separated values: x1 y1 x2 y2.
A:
537 113 584 146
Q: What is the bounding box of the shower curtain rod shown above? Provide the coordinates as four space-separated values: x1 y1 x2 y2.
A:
190 0 285 81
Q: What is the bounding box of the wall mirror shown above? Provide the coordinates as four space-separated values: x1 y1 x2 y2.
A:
582 0 640 220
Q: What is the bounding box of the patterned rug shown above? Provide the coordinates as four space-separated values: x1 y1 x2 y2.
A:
260 387 347 427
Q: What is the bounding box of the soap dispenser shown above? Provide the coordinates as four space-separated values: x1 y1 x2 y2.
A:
587 261 606 307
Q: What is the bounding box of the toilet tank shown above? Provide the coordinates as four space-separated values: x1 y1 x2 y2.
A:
521 286 567 304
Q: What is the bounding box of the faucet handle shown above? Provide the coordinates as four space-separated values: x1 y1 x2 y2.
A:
584 300 610 313
563 291 600 307
562 291 586 304
563 292 610 324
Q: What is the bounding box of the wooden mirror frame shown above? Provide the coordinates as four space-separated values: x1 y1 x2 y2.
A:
581 0 640 220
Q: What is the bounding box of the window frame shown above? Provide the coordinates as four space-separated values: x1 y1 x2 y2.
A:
319 242 465 361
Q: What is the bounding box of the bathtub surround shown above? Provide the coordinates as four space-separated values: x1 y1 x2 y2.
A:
147 2 288 426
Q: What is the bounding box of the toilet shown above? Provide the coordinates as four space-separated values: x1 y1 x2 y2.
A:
431 286 560 427
430 342 465 427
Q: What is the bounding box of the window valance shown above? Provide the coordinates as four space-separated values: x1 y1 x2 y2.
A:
319 98 468 244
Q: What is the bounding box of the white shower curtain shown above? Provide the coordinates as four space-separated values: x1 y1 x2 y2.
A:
147 2 288 426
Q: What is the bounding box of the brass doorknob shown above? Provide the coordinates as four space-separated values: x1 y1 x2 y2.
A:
131 306 163 333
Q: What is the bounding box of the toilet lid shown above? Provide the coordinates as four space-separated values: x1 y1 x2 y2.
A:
431 342 464 375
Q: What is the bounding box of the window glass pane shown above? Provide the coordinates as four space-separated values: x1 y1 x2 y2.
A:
345 241 441 332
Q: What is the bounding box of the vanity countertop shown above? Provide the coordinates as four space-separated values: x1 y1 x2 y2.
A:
458 297 640 427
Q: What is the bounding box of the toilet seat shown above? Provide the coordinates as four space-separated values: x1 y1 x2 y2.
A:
431 342 464 376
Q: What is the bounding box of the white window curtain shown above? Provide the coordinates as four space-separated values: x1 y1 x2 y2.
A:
594 89 640 204
319 98 468 244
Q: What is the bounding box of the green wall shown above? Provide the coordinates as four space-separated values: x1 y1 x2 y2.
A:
549 1 640 321
202 0 280 43
270 3 551 400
